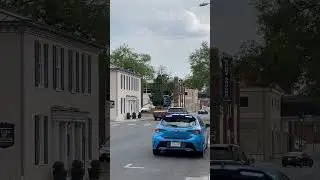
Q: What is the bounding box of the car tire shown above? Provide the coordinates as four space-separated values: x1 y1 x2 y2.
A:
153 149 160 156
196 151 204 158
154 117 157 121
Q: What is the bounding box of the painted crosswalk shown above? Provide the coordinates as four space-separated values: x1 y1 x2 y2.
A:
185 175 210 180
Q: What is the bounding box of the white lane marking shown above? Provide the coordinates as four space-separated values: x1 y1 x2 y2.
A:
123 163 144 169
185 176 209 180
111 123 120 127
128 123 136 126
144 123 152 126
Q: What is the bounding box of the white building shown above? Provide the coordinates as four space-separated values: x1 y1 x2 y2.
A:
0 10 100 180
110 68 141 121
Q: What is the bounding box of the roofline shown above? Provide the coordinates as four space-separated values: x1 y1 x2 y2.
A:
110 67 141 77
0 9 105 50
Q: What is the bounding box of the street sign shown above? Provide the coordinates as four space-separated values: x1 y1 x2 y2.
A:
221 56 232 101
0 122 15 148
109 100 115 109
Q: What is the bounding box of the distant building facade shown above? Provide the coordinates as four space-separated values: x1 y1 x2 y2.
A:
110 68 141 121
0 9 101 180
239 86 286 161
182 88 200 112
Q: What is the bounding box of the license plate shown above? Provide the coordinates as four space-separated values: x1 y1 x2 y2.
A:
170 142 181 147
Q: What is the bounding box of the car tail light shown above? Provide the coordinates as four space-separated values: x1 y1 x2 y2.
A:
154 128 165 133
193 130 201 134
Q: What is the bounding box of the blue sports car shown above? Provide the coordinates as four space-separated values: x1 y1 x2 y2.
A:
152 114 209 157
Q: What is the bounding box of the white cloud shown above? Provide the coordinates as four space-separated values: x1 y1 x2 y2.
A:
110 0 210 78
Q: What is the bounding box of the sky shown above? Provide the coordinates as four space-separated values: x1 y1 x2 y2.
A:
110 0 210 78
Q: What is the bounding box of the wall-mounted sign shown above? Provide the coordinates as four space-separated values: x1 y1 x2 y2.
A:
110 101 115 109
0 123 15 148
221 56 233 101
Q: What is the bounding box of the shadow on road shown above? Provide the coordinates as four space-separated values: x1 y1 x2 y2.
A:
155 151 206 159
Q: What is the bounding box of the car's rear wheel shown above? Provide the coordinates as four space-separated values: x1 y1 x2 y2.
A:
196 151 204 158
153 149 160 156
154 117 157 120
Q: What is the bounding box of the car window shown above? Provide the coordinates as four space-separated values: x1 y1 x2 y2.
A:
161 116 196 128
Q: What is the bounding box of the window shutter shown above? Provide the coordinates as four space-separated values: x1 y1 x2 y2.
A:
34 41 40 87
44 44 49 88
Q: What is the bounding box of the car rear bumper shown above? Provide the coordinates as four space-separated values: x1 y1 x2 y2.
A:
152 135 205 152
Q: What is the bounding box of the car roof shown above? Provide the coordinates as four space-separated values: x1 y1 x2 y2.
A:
211 164 280 176
164 113 197 117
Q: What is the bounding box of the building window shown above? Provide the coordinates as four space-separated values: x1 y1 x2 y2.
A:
34 115 40 165
43 116 48 164
129 77 131 90
120 98 123 114
120 74 123 89
81 54 87 93
75 52 80 92
240 97 249 107
60 48 65 90
34 41 48 88
68 50 74 92
53 45 62 90
133 78 135 91
124 98 126 113
126 76 128 89
43 44 49 88
88 55 92 93
82 123 86 160
34 115 48 165
131 77 134 90
137 79 140 91
88 118 92 159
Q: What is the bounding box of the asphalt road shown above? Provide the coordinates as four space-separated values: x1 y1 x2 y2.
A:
255 153 320 180
108 113 210 180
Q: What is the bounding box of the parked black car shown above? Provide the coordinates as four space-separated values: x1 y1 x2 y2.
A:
211 163 291 180
198 109 208 114
281 152 313 167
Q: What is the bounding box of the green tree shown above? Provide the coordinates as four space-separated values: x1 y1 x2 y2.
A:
149 73 174 106
110 44 154 80
186 41 210 90
237 0 320 95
